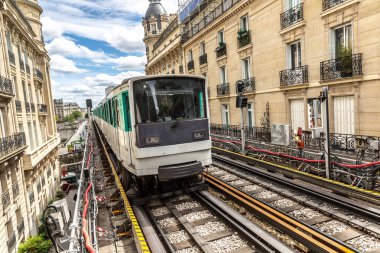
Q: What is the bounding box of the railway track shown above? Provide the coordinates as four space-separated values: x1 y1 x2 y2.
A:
136 191 294 253
212 147 380 205
206 156 380 253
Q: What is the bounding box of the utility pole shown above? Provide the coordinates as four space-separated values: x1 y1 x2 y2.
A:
321 87 331 179
236 80 248 153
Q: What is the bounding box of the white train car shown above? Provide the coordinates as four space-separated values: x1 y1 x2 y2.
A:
93 75 212 194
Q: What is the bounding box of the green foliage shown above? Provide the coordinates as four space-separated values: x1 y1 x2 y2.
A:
63 114 75 123
336 46 353 77
72 110 82 119
18 235 52 253
54 115 59 122
85 113 89 118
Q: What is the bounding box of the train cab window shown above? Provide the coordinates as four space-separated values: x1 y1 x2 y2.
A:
115 98 120 127
133 78 206 124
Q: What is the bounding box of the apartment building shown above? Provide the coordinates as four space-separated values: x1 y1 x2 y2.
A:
0 0 60 252
144 0 380 137
63 102 80 118
54 98 64 121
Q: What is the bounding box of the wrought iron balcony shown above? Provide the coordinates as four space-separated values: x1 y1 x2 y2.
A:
179 65 184 74
0 132 27 160
237 30 251 48
280 65 308 86
20 60 25 71
280 3 303 29
199 54 208 65
17 220 25 235
320 53 362 81
240 77 256 93
0 76 13 96
39 104 47 114
7 232 16 252
217 83 230 96
34 68 43 80
322 0 348 11
187 60 194 71
29 191 35 204
26 64 31 74
12 182 19 198
216 43 227 58
15 100 22 113
31 103 35 113
8 51 15 65
25 102 30 113
2 189 11 209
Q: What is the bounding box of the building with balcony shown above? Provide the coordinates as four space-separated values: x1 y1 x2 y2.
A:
54 98 64 121
0 0 60 252
63 102 80 117
144 0 380 137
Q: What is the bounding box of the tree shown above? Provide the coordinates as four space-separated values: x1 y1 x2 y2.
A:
72 110 82 119
18 235 52 253
63 114 75 123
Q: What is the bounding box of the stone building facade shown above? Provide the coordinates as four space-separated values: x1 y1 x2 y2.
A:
54 98 64 121
144 0 380 137
0 0 60 252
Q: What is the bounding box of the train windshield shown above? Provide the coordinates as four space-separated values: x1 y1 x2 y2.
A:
133 78 206 124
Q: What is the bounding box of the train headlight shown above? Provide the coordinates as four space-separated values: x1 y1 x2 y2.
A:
193 131 206 140
146 136 160 145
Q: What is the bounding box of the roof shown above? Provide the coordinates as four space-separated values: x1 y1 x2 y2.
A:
144 0 167 20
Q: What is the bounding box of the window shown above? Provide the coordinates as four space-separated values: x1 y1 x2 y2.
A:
240 15 248 31
115 98 120 127
6 33 12 52
219 66 227 84
223 0 232 10
33 121 39 147
242 58 251 79
290 99 305 129
288 41 301 69
247 103 254 127
308 100 323 128
334 96 354 134
288 0 301 9
28 122 35 150
333 24 352 58
188 50 193 61
150 23 157 33
218 30 224 43
0 107 7 138
200 41 205 55
222 104 229 125
22 81 28 102
28 83 32 103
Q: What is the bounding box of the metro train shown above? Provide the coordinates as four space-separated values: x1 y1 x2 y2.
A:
93 75 212 196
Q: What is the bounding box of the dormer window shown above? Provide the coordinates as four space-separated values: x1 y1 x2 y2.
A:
150 23 157 34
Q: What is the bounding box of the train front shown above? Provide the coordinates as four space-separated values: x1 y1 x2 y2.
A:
132 76 211 184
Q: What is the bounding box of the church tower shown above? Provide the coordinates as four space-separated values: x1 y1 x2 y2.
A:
14 0 44 43
142 0 169 62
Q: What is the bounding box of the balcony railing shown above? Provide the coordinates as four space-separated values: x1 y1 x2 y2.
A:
26 64 31 74
216 43 227 58
199 54 207 65
17 220 25 235
12 182 19 198
15 100 22 113
31 103 35 113
39 104 47 114
280 3 303 29
210 124 271 143
8 51 15 65
181 0 242 44
187 60 194 71
0 76 13 96
217 83 230 96
240 77 256 93
7 232 16 252
280 65 309 86
237 30 251 48
0 132 27 160
320 53 362 81
322 0 348 11
34 69 43 80
20 60 25 71
2 189 11 209
153 18 179 50
25 102 30 113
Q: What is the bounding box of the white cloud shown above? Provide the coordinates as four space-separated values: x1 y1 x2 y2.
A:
81 71 145 87
50 55 87 74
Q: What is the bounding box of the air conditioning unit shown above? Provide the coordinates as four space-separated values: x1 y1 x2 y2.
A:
369 140 379 151
52 198 70 224
271 124 290 146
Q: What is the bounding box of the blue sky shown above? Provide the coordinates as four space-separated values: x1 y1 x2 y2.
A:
39 0 178 107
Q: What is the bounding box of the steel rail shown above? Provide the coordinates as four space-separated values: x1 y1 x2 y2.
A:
93 120 151 253
203 172 356 253
212 147 380 204
213 153 380 221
